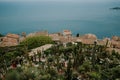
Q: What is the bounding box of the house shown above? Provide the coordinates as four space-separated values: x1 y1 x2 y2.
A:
0 33 19 47
111 36 120 49
63 30 72 37
49 33 60 41
49 31 73 44
75 34 97 45
81 34 97 40
111 40 120 49
112 36 120 41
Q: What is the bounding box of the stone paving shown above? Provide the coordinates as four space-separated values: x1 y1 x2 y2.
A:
29 44 53 56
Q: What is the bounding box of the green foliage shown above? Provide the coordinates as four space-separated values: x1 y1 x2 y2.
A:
40 74 51 80
87 71 101 79
47 56 54 62
1 40 120 80
101 66 120 80
66 42 73 47
44 49 52 55
20 36 53 49
48 68 57 76
78 66 85 73
72 71 79 78
78 61 92 73
5 70 20 80
4 52 15 61
111 66 120 79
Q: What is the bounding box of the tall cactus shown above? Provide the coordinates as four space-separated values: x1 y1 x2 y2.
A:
92 41 97 69
66 58 72 80
37 50 41 62
105 39 109 50
72 45 77 69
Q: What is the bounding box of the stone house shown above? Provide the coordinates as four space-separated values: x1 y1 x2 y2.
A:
0 33 19 47
63 30 72 37
111 36 120 49
75 34 97 45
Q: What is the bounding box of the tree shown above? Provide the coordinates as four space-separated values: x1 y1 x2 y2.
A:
0 33 3 37
76 33 80 37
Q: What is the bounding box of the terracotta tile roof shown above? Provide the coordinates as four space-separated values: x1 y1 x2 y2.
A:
97 40 106 45
81 39 95 44
6 33 19 39
111 40 119 45
81 34 97 40
63 30 72 36
49 33 60 41
0 33 19 47
111 40 120 49
106 48 120 54
112 36 120 41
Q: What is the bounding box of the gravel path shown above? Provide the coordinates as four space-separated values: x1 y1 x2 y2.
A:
29 44 53 56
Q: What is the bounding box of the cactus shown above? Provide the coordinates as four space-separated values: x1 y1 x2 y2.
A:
65 58 72 80
92 41 97 69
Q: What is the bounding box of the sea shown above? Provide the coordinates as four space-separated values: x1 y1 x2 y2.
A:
0 0 120 39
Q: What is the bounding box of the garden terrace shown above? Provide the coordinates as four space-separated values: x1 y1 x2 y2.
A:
0 41 120 80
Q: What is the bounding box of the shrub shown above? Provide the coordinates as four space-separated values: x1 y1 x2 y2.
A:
40 74 51 80
87 71 101 79
20 36 53 49
5 70 20 80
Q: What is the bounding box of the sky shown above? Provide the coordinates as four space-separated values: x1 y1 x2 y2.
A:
0 0 116 2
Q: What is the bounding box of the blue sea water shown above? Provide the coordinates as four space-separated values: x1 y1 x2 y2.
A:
0 0 120 38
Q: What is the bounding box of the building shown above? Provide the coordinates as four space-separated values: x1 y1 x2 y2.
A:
112 36 120 41
49 33 60 41
81 34 97 40
0 33 19 47
75 34 97 45
63 30 72 37
111 36 120 49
